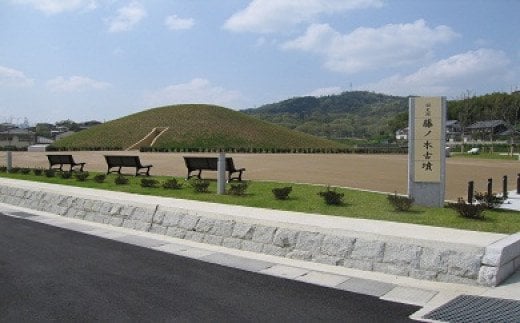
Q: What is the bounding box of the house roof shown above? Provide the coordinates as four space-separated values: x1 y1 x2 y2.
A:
466 120 506 129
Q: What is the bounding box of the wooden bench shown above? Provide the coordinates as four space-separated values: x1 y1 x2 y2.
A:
183 156 245 181
47 154 86 172
104 155 153 176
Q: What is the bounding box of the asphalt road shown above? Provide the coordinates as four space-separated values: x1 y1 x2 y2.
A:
0 213 419 322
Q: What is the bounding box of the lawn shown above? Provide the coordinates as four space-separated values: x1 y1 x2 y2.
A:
1 170 519 234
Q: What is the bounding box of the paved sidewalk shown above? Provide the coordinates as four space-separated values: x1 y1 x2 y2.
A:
500 190 520 211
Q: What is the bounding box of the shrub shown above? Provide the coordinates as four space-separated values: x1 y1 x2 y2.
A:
61 171 72 179
74 171 89 182
190 179 210 193
140 178 159 188
0 166 6 172
448 198 486 219
10 167 20 174
474 191 504 209
318 186 344 205
33 168 44 176
387 192 414 212
228 181 249 196
94 174 106 183
44 169 56 177
20 168 31 175
272 186 292 200
114 175 129 185
162 178 183 189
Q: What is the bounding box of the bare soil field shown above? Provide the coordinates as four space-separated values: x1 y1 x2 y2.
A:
4 151 520 201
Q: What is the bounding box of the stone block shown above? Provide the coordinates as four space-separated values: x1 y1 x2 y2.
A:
286 250 313 260
409 269 438 281
122 219 137 229
241 240 264 253
447 253 481 279
161 212 182 227
232 223 254 240
134 221 151 232
184 231 205 242
178 214 200 231
273 228 298 248
482 233 520 266
314 255 342 266
252 225 276 244
222 238 242 249
382 243 422 267
203 235 223 246
208 219 234 237
100 202 113 215
373 262 410 276
152 210 166 224
149 224 167 235
109 217 124 227
195 217 215 233
262 244 289 257
120 205 135 217
295 232 324 253
109 205 122 216
343 258 373 271
320 235 355 257
350 239 385 261
166 227 186 239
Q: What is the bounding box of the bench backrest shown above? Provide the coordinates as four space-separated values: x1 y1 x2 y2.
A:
184 156 236 171
184 157 214 170
105 155 140 167
47 154 74 164
225 158 237 172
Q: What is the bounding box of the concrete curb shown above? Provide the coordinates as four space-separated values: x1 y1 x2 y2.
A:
0 178 518 286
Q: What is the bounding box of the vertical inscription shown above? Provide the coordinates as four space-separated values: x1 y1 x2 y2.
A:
413 97 442 182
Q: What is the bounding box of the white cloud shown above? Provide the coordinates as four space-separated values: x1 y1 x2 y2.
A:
165 15 195 31
107 1 146 33
364 49 511 96
46 76 111 92
11 0 97 14
0 66 34 87
224 0 383 33
307 86 343 97
282 20 459 74
146 78 243 108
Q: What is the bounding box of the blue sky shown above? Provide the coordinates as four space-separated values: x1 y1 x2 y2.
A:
1 0 519 124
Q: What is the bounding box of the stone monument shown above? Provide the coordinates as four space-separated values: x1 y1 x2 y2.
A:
408 96 446 207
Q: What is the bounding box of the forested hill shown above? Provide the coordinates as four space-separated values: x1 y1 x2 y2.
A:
242 91 408 139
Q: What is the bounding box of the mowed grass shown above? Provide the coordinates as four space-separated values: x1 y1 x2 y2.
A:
1 171 519 234
54 104 343 150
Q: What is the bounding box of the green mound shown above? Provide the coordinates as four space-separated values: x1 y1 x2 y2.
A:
53 104 343 150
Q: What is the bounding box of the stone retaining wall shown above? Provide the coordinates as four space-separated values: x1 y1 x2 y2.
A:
1 183 518 286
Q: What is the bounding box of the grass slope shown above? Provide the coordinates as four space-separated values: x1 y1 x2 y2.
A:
54 104 343 150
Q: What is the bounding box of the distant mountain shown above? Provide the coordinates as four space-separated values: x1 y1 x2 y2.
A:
53 104 343 150
242 91 408 139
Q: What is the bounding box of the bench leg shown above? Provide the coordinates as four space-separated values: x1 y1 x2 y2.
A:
227 170 243 182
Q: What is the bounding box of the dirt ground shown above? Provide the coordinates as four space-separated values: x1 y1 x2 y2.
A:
4 151 520 201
